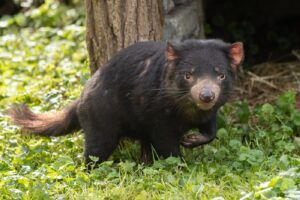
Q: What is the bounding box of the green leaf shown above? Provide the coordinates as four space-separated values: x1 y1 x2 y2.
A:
261 103 274 115
291 111 300 126
229 139 241 150
217 128 228 139
280 178 296 191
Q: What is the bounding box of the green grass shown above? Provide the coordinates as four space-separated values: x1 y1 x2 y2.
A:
0 1 299 199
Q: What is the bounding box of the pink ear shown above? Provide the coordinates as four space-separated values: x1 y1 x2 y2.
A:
230 42 244 69
166 42 180 61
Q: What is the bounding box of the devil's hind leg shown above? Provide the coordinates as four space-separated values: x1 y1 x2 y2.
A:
81 120 121 167
77 93 122 167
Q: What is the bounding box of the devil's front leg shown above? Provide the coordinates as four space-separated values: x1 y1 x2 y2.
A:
181 114 217 148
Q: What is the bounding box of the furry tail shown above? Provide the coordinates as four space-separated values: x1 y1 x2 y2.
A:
7 100 80 136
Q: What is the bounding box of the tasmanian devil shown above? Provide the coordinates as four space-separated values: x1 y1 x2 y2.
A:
8 39 244 165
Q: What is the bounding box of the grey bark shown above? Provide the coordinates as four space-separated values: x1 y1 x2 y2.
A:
85 0 164 74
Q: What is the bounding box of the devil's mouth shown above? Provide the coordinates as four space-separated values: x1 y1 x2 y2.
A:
187 96 216 111
196 101 216 110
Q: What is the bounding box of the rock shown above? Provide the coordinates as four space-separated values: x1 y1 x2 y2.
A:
163 1 203 40
173 0 188 6
163 0 175 14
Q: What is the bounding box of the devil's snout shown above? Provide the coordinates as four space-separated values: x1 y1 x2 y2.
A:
199 88 215 103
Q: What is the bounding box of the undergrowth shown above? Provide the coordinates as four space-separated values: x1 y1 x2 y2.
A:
0 1 299 199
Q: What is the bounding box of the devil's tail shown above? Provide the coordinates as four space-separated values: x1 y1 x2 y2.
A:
7 100 80 136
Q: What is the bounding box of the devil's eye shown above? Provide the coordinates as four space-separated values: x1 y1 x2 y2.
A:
184 72 192 80
218 74 226 81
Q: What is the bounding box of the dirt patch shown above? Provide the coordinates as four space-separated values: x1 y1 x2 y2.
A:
235 59 300 105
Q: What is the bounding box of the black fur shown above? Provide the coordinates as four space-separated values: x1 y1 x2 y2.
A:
9 39 241 165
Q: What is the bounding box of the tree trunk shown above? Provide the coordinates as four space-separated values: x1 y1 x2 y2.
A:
85 0 164 74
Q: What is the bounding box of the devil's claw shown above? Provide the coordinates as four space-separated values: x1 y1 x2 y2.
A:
181 133 214 148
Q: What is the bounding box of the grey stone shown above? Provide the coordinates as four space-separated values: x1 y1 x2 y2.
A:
163 0 175 14
173 0 188 6
163 1 202 40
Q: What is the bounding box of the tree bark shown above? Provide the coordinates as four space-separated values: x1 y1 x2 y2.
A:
85 0 164 74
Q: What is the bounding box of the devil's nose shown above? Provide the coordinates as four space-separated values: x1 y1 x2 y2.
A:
199 89 215 103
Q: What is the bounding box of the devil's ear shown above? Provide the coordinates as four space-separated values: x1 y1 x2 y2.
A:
166 42 180 62
229 42 244 70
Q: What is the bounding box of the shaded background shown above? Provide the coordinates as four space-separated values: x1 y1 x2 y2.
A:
205 0 300 66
